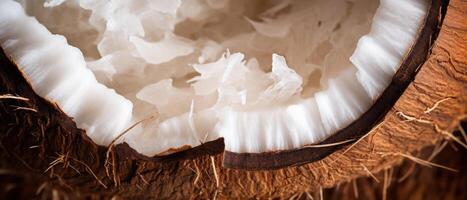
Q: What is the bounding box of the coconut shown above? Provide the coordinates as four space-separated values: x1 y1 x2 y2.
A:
0 0 465 198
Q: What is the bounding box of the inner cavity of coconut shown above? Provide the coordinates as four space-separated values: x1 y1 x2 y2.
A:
1 0 428 155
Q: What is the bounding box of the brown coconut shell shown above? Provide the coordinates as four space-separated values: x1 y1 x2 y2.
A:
0 0 466 199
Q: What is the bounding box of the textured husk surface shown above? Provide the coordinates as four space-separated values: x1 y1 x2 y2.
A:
318 140 466 200
0 0 466 199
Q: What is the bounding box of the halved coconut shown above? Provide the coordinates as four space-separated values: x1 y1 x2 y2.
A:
1 0 467 198
0 0 451 171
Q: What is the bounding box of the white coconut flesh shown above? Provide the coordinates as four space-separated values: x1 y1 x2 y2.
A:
0 0 429 155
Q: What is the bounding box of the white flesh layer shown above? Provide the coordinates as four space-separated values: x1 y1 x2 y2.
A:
0 0 428 154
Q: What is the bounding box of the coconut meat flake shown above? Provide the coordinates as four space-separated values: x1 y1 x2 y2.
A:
0 0 429 155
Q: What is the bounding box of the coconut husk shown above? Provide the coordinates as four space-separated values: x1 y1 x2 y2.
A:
0 0 465 199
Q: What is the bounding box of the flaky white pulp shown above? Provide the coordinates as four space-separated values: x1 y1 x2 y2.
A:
0 0 428 155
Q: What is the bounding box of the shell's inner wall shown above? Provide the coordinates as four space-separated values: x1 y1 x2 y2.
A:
0 0 428 155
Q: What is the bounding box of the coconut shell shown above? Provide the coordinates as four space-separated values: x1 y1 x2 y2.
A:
0 0 466 199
